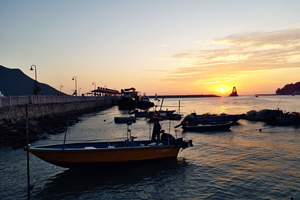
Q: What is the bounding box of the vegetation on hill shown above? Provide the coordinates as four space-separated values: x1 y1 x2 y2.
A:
276 82 300 95
0 65 64 96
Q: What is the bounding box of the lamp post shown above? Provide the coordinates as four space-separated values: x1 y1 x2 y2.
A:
60 85 63 96
92 82 96 90
30 65 38 95
72 76 77 96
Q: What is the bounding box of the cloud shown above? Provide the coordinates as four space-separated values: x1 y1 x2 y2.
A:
160 44 169 47
137 69 168 73
165 27 300 83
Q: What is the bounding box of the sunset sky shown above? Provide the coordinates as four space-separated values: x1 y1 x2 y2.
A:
1 0 300 96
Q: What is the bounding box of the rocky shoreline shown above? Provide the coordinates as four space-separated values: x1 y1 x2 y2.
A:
0 114 81 149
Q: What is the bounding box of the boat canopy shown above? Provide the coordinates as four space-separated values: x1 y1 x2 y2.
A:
92 87 120 96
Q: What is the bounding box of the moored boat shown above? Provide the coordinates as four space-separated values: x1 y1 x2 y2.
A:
114 116 136 123
117 88 154 110
28 121 193 168
182 121 233 132
182 113 242 124
149 111 182 121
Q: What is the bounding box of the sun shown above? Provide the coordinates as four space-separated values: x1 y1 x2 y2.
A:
216 85 230 93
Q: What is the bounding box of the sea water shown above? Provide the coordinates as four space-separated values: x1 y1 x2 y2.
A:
0 95 299 199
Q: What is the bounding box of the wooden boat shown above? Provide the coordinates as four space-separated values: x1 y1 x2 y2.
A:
149 112 182 121
182 121 233 132
133 110 176 118
182 113 241 124
268 117 300 125
114 116 136 123
131 109 154 117
117 88 154 110
148 98 181 120
266 112 300 125
28 122 193 168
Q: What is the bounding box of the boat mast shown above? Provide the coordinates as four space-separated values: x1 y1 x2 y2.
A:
159 98 164 111
62 115 70 150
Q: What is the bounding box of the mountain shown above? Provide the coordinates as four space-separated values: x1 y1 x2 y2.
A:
276 82 300 95
0 65 65 96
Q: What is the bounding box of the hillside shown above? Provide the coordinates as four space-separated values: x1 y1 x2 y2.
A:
0 65 65 96
276 82 300 95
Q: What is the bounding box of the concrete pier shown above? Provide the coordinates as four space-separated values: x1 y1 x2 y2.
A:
0 97 116 120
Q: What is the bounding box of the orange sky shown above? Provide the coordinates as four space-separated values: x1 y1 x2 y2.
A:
1 1 300 96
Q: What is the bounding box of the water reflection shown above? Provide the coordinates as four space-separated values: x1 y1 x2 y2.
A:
33 159 193 200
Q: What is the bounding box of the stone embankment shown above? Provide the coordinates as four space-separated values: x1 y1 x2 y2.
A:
0 115 80 149
0 99 115 149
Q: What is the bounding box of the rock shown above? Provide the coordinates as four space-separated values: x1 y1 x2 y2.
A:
0 113 82 149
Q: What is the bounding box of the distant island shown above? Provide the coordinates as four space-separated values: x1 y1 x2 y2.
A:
276 81 300 95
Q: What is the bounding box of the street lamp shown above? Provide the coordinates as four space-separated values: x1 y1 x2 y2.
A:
30 65 38 95
92 82 96 90
72 76 77 96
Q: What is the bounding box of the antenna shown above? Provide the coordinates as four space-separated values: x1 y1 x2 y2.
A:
276 98 281 109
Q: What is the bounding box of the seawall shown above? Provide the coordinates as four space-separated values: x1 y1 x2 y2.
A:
0 98 114 120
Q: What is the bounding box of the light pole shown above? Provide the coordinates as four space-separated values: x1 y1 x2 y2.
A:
72 76 77 96
60 85 63 96
30 65 38 95
92 82 96 90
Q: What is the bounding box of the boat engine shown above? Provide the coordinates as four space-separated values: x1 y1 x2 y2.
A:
161 132 175 142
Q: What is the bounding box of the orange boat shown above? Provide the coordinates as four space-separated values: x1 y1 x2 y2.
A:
28 122 193 168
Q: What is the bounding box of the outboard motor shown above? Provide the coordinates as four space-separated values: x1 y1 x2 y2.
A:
161 132 175 143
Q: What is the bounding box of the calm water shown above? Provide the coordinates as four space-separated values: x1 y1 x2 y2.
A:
1 95 300 200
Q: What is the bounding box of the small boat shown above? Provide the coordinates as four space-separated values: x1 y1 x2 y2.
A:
269 117 300 125
182 113 242 124
182 121 233 132
149 112 182 121
131 109 154 117
114 117 136 123
148 98 181 120
28 121 193 168
117 88 154 110
266 112 300 125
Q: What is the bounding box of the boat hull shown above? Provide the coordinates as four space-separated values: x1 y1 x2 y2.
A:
182 113 241 124
189 115 240 123
182 121 233 132
114 117 136 123
28 143 181 168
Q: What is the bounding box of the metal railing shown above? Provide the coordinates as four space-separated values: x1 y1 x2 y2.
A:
0 95 119 108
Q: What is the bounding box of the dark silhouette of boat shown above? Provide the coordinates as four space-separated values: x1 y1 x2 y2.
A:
117 88 154 110
180 113 242 124
28 121 193 168
182 121 233 132
114 117 136 123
